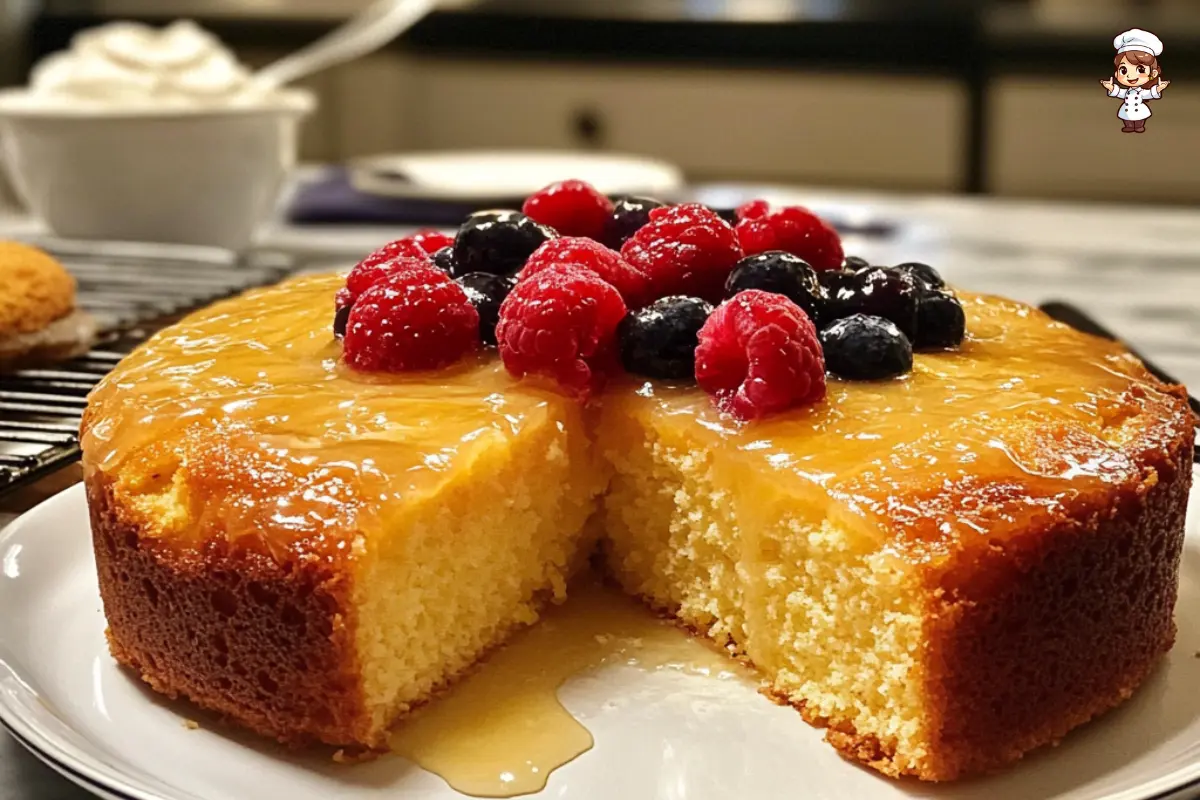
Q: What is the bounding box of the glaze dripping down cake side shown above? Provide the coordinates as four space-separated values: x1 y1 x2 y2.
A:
599 294 1193 779
81 275 1194 779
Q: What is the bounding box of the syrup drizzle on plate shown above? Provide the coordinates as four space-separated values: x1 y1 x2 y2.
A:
388 580 749 797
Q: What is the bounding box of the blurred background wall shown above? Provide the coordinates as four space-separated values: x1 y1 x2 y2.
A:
8 0 1200 203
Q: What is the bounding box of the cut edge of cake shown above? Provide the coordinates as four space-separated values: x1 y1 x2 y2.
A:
86 395 609 750
597 382 1194 780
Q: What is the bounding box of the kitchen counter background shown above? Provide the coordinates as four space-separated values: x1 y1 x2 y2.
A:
17 0 1200 202
1 178 1199 798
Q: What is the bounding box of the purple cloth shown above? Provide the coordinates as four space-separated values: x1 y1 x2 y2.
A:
285 168 896 238
286 168 519 227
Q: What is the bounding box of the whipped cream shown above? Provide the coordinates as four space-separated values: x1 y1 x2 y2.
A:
28 21 264 107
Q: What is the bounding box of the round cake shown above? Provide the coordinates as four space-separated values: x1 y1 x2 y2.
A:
81 197 1195 782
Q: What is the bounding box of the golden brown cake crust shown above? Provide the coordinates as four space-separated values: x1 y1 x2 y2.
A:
795 384 1195 780
914 389 1193 780
0 242 76 337
87 473 375 749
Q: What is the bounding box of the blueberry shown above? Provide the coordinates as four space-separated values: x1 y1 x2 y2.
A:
333 303 352 339
817 267 855 290
819 266 918 340
604 196 665 248
452 210 556 277
430 245 455 274
708 206 741 226
842 255 871 270
726 251 822 321
914 290 965 350
892 261 944 291
820 314 913 381
457 272 516 346
619 296 713 380
815 269 858 327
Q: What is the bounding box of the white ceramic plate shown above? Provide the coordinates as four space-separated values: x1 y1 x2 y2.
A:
2 480 1200 800
348 150 685 203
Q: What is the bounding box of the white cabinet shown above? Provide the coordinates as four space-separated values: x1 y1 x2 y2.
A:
401 58 965 190
989 76 1200 202
309 55 968 191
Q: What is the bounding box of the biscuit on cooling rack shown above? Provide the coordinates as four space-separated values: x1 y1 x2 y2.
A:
0 242 96 369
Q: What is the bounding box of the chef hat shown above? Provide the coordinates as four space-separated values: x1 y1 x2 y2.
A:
1114 29 1163 57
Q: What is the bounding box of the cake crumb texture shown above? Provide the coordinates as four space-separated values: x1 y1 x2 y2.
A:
598 378 1192 780
351 404 604 740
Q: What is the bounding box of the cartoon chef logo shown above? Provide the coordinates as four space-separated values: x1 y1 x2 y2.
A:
1100 29 1170 133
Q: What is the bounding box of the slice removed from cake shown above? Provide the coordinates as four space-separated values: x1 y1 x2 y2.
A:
599 293 1194 780
83 274 608 748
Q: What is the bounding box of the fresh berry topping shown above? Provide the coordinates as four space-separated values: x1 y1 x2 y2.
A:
519 237 650 307
725 251 822 321
820 314 913 381
457 272 515 346
842 255 871 270
357 238 431 271
735 205 844 271
345 254 433 306
452 210 556 277
618 296 713 380
816 267 855 291
708 206 741 226
496 263 627 398
620 203 743 303
820 266 919 339
333 304 352 339
405 228 456 255
892 261 945 291
343 267 479 372
814 268 856 327
736 199 770 220
333 287 353 338
604 196 665 249
914 290 966 350
430 245 455 274
694 290 826 421
522 180 614 240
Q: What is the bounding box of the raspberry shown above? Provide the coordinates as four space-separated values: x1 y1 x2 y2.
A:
358 238 431 269
405 228 456 254
735 206 843 271
343 266 479 372
496 263 627 398
694 289 826 420
344 254 432 306
522 179 614 240
736 199 770 220
518 237 650 307
620 203 743 304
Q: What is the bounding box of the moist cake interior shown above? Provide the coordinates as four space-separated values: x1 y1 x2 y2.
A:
600 287 1191 777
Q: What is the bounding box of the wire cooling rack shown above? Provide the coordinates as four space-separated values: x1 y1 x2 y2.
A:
0 241 307 498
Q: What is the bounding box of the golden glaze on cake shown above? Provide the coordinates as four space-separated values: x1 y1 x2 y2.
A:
82 273 1194 779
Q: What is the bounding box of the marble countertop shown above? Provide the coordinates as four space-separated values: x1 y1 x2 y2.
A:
1 183 1198 799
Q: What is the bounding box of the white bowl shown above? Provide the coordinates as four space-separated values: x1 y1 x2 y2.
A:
0 89 314 251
